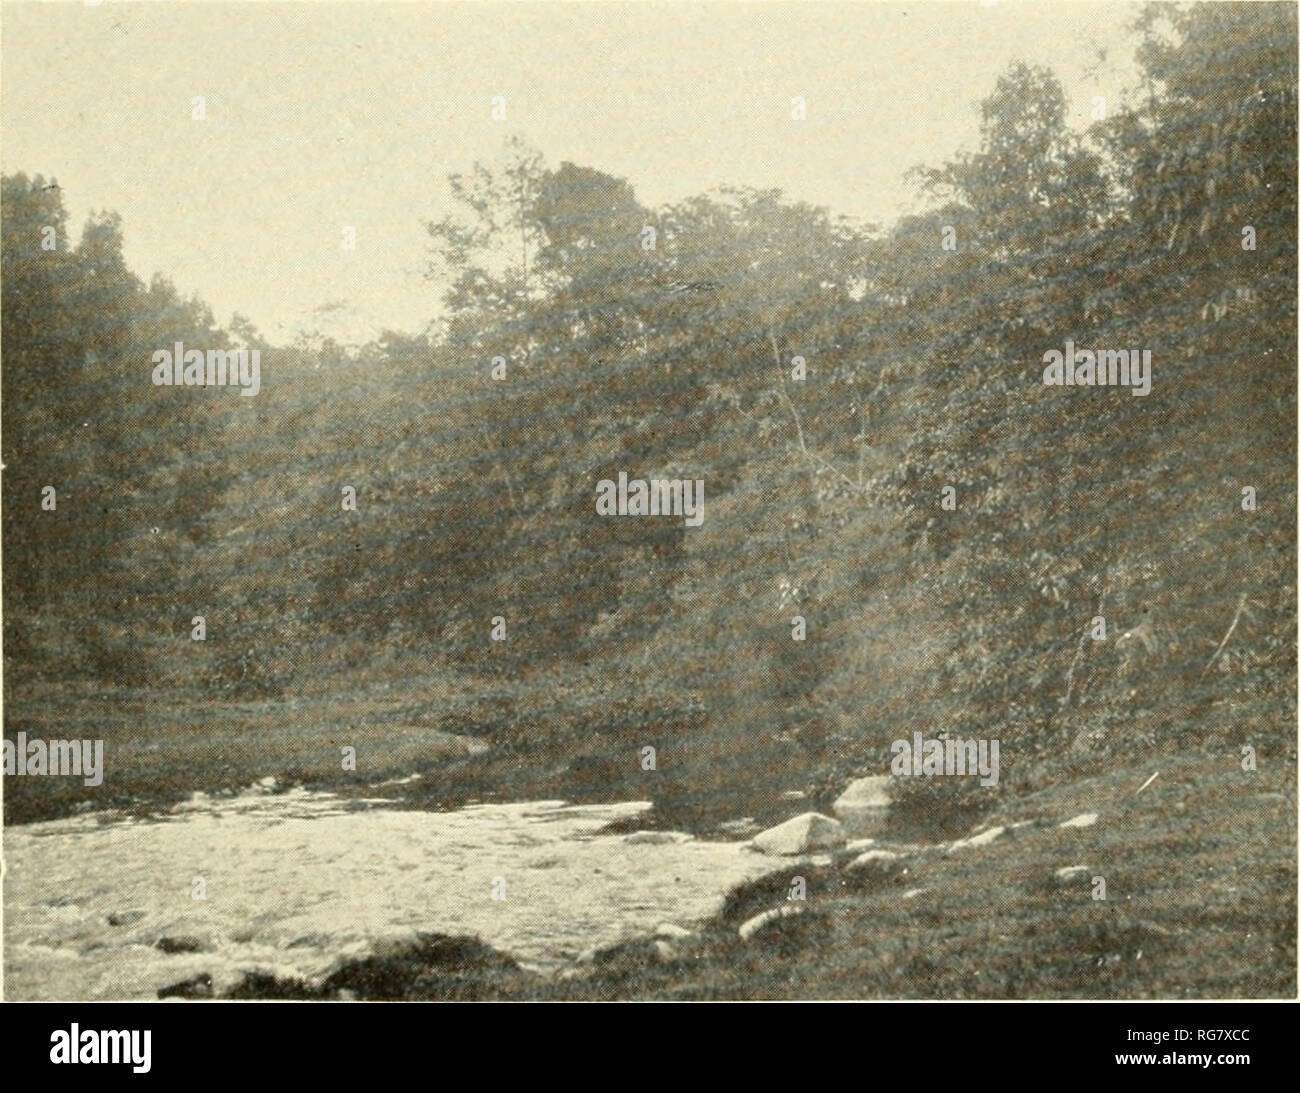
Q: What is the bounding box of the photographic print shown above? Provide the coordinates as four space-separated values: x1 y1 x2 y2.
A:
1 0 1295 1013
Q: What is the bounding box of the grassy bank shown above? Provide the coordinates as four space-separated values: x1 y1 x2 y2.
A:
208 752 1294 1000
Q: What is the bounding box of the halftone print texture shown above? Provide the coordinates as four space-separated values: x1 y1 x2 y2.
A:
1 1 1295 1002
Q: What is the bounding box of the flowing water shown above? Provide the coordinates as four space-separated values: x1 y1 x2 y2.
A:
3 784 779 1000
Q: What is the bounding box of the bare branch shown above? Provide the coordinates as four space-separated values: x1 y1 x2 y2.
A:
1202 591 1250 678
768 330 862 494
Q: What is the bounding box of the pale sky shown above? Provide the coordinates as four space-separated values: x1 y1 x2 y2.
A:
1 1 1143 345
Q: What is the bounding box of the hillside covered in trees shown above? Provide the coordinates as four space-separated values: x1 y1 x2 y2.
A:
3 3 1295 835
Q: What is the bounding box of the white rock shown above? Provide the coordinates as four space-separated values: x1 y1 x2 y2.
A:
832 776 893 836
654 923 696 941
902 887 934 900
1058 813 1099 829
751 812 844 855
738 903 805 942
835 775 891 810
846 849 902 872
1054 865 1091 883
947 825 1006 853
844 838 878 854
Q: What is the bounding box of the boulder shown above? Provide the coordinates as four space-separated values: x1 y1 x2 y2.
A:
157 973 213 1000
946 825 1006 854
316 933 522 1000
1053 865 1092 884
154 935 208 954
832 776 893 836
222 969 317 1000
751 812 844 855
738 903 805 942
576 937 661 970
845 848 903 876
1058 812 1099 829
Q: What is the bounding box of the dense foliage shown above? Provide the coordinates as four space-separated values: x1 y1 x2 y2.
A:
4 3 1294 823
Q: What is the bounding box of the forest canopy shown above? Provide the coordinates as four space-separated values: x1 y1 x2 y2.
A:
3 3 1294 822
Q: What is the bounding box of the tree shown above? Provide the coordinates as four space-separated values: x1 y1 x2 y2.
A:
2 174 235 685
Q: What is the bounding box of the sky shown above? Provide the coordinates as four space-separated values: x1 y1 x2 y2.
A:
1 1 1145 345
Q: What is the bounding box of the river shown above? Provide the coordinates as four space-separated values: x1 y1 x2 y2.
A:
3 783 779 1000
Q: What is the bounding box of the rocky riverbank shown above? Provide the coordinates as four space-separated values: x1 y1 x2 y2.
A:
3 787 777 1001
